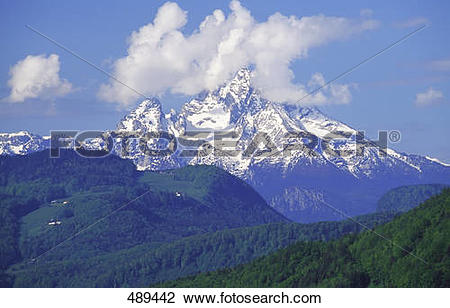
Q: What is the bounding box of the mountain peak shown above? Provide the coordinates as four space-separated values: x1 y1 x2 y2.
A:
116 97 165 132
232 67 251 84
0 130 49 156
135 97 162 112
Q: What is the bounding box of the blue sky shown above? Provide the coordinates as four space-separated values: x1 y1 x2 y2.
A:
1 0 449 162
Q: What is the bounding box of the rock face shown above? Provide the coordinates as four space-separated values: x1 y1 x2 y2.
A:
115 69 450 222
2 68 450 222
0 131 50 156
114 98 181 170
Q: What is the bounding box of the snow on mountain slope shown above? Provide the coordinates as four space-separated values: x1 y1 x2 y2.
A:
112 68 449 221
2 68 445 178
0 131 49 156
426 156 450 167
115 98 181 170
117 98 167 132
167 69 439 181
1 68 449 222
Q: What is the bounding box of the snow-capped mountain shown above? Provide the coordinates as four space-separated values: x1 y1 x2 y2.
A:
114 98 181 170
112 68 449 221
0 131 50 155
1 68 449 222
117 69 446 180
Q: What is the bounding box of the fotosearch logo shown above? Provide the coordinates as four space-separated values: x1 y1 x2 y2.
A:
49 129 401 159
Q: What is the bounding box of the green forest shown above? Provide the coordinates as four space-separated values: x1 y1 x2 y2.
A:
0 150 285 286
160 189 450 287
0 150 448 287
9 212 395 287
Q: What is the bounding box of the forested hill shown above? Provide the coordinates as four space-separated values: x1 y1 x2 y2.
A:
1 151 397 287
160 189 450 288
9 212 394 287
2 150 447 287
0 150 287 286
376 184 447 213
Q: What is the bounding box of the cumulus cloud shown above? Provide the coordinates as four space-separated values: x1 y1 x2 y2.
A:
415 87 444 106
6 54 72 103
99 0 379 108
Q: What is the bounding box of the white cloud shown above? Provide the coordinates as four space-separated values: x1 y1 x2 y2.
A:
99 0 379 108
415 87 444 106
396 17 428 29
428 59 450 71
6 54 72 103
